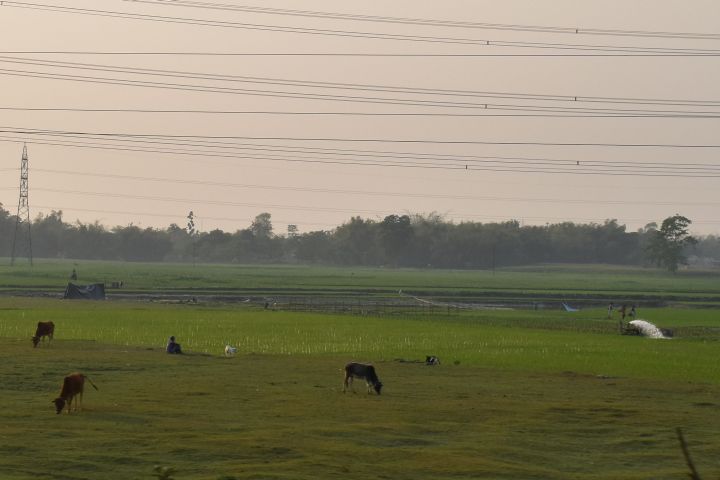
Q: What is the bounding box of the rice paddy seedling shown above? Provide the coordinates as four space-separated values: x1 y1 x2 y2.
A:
2 299 718 384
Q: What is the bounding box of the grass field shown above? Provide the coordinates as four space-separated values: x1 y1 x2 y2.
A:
1 296 719 479
2 260 720 303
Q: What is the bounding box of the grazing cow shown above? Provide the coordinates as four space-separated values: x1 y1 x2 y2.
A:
52 373 98 414
425 355 441 366
224 345 237 356
32 321 55 348
343 362 383 395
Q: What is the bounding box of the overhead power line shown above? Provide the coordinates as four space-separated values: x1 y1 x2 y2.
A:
4 127 720 149
22 203 719 229
0 50 716 57
123 0 720 41
5 128 720 172
25 186 720 220
2 55 720 109
31 168 720 207
1 67 720 117
6 106 719 119
32 186 384 215
5 129 718 170
0 136 704 177
3 2 720 55
20 204 336 229
2 132 720 178
8 188 719 230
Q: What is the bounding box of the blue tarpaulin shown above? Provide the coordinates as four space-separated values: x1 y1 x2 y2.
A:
63 283 106 300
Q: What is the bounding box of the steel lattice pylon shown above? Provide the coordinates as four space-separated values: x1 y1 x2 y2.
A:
11 144 32 266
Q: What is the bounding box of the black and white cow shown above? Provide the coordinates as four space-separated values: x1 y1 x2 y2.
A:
343 362 383 395
425 355 441 366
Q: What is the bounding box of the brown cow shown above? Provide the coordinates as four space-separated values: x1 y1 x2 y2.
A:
52 373 98 414
32 321 55 348
343 362 383 395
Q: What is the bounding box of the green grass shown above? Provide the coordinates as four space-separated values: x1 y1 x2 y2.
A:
1 298 720 479
1 298 719 382
1 259 720 301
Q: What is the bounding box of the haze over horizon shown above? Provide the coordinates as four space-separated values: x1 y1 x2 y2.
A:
1 1 719 235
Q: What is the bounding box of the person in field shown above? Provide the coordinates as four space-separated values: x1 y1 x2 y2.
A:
607 302 614 319
166 336 183 354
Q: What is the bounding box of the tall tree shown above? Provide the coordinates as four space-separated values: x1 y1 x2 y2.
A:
0 203 16 256
334 216 379 265
187 211 199 266
251 213 273 239
32 210 67 258
645 214 697 273
379 214 413 265
295 230 334 263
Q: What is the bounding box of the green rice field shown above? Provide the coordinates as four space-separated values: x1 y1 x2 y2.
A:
1 260 720 303
1 298 719 381
1 290 719 479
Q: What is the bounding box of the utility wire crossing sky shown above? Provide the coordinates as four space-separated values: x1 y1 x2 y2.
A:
0 0 718 234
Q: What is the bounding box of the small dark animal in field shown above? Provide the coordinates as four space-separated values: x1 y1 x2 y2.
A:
52 373 98 414
343 362 383 395
32 321 55 348
425 355 441 366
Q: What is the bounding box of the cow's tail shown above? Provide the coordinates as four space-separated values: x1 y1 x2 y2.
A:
84 375 99 391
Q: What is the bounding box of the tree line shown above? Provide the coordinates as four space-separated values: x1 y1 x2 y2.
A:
0 204 716 271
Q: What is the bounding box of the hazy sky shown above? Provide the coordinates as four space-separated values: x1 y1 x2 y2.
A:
0 0 719 235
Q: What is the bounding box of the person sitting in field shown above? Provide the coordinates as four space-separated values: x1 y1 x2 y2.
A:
166 336 182 354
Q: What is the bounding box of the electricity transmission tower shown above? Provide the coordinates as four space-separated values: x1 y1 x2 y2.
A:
11 144 33 266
